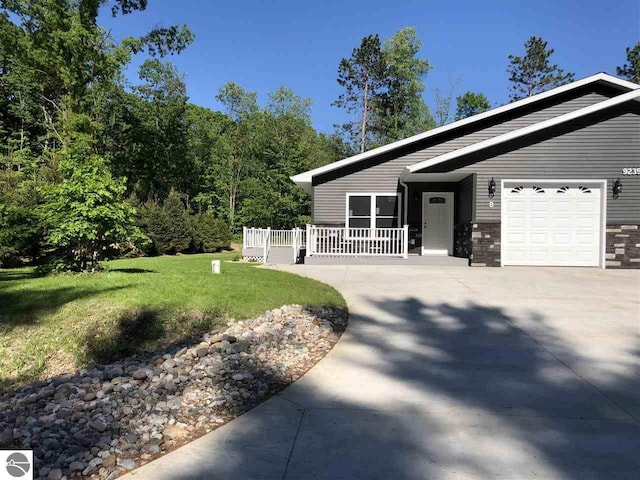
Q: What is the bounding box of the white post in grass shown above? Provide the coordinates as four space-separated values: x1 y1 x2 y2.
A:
211 259 221 274
403 224 409 259
242 226 247 249
305 224 311 257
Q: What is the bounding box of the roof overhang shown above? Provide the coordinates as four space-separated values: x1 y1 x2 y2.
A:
406 88 640 174
291 73 640 192
399 171 470 183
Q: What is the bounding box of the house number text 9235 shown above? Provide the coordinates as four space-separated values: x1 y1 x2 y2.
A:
622 168 640 175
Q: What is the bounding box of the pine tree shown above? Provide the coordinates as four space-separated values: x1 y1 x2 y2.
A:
161 189 191 254
507 36 575 101
333 34 387 153
616 42 640 83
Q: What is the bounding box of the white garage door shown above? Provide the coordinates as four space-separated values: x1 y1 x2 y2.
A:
502 182 602 266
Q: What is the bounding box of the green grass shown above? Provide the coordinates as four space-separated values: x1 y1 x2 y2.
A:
0 253 344 391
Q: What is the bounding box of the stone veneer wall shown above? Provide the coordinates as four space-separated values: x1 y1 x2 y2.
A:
470 223 501 267
454 223 472 259
605 225 640 269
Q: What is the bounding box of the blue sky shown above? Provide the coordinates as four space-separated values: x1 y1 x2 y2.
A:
100 0 640 133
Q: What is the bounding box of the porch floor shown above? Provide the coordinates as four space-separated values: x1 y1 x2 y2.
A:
304 255 469 266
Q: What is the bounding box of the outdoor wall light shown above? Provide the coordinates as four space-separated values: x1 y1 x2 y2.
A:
488 177 496 198
613 178 622 199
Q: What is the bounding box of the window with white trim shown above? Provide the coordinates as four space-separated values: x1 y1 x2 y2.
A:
346 193 400 228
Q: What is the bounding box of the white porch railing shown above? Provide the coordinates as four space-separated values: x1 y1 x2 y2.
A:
269 229 294 246
244 226 408 260
243 227 307 264
306 225 408 258
243 227 270 248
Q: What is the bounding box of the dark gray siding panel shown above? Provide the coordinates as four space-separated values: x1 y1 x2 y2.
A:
313 89 617 224
457 175 474 224
462 107 640 223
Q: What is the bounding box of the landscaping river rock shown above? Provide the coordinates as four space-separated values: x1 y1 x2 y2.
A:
0 305 347 479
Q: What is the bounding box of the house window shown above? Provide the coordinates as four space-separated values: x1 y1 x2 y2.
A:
347 195 371 228
347 193 400 228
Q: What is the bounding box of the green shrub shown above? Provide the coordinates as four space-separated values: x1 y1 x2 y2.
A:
190 211 231 252
162 190 192 253
137 190 191 255
137 200 165 255
0 204 42 267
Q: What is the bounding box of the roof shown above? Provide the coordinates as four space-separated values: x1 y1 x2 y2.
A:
291 73 640 191
406 88 640 173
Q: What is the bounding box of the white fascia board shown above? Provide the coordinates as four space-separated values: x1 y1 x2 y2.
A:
290 176 312 193
406 88 640 174
291 73 640 187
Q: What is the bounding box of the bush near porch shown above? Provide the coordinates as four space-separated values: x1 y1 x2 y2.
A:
0 253 344 392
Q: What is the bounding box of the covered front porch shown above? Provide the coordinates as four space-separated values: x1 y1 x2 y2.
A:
243 172 475 265
401 171 474 258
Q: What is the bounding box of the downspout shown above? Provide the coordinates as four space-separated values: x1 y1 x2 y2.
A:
399 174 409 226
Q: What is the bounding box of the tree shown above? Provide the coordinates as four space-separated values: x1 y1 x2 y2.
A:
215 82 259 122
190 211 230 252
266 86 312 123
160 189 191 253
507 36 575 101
455 91 491 120
333 34 387 153
206 86 258 229
186 104 230 212
43 125 144 271
431 74 461 127
375 27 433 142
137 189 190 254
129 59 190 200
136 199 166 255
616 42 640 83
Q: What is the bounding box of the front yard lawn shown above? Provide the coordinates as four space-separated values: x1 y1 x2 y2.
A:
0 253 344 391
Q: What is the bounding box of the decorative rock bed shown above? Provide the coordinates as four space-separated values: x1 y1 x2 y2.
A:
0 305 347 480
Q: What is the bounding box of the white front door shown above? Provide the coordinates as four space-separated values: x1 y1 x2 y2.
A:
422 192 454 255
502 182 603 266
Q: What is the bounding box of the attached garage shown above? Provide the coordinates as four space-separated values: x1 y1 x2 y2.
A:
501 181 605 267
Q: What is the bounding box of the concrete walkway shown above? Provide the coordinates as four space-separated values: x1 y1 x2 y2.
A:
124 266 640 480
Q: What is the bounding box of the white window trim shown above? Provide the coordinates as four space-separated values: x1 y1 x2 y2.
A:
345 192 402 230
500 179 607 269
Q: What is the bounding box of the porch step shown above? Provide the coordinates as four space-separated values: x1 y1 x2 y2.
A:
304 255 470 266
266 247 295 264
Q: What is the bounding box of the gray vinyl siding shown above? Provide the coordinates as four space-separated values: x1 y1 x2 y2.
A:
313 89 617 224
462 108 640 223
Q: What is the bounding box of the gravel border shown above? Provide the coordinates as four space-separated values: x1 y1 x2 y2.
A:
0 305 347 479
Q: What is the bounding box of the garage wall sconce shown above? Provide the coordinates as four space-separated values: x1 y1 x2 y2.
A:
613 178 622 199
488 177 496 198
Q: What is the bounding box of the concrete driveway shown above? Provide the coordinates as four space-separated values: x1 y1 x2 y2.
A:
125 266 640 480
